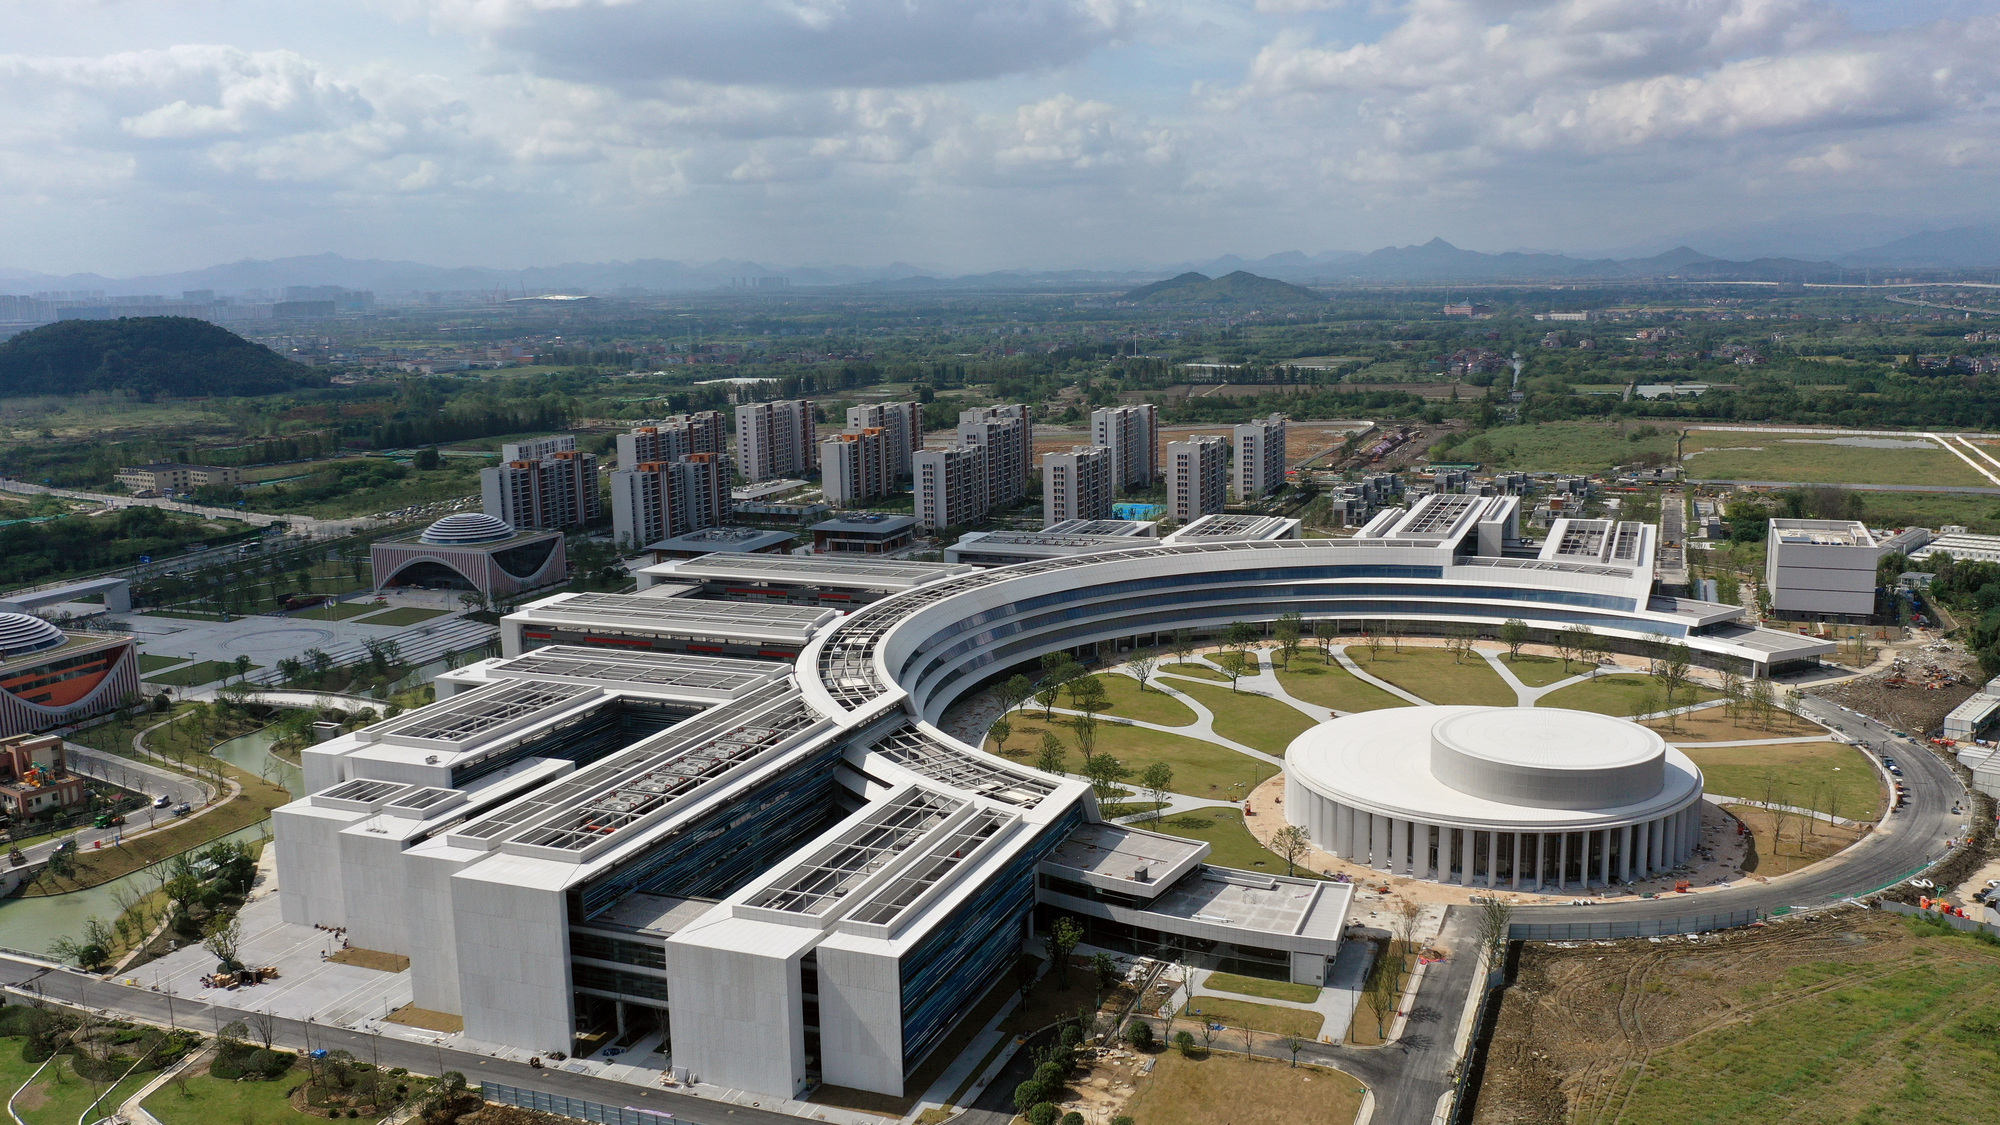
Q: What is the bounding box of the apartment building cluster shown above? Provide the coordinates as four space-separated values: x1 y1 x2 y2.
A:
1045 408 1288 529
481 436 602 532
611 413 734 549
822 402 921 507
915 404 1032 531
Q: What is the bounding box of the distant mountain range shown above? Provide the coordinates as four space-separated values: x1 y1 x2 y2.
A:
1121 271 1326 308
9 223 2000 297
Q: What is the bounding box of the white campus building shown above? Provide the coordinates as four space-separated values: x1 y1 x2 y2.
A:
1764 518 1885 620
273 493 1831 1103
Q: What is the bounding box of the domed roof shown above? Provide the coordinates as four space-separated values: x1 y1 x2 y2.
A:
0 612 66 657
421 513 515 545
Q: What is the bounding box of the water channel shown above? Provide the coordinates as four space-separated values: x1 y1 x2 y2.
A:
0 728 302 958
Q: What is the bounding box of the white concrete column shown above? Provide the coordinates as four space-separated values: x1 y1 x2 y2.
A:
1529 834 1543 889
1458 827 1474 886
1486 833 1500 888
1405 822 1420 878
1340 804 1358 859
1598 829 1611 886
1635 818 1650 878
1512 833 1524 890
1373 814 1392 871
1557 832 1569 890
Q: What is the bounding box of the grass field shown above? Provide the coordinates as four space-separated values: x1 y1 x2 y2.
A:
1648 705 1818 741
0 1039 158 1125
1124 1051 1364 1125
354 606 449 627
1498 652 1581 687
145 1063 389 1125
1179 996 1324 1039
1681 430 1989 486
1448 422 1679 473
1147 806 1320 878
1164 679 1317 755
1003 716 1276 798
1351 647 1517 707
1538 674 1721 717
1606 918 2000 1125
1098 674 1199 726
137 654 186 673
1688 740 1884 819
1725 804 1869 876
1274 654 1410 712
1163 661 1229 682
1837 489 2000 535
146 659 256 687
1202 972 1320 1004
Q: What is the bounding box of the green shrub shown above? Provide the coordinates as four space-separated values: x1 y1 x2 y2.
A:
1125 1020 1153 1051
1174 1030 1197 1057
1027 1103 1059 1125
1062 1114 1084 1125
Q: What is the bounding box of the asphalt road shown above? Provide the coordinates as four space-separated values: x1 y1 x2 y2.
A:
0 956 801 1125
10 745 213 865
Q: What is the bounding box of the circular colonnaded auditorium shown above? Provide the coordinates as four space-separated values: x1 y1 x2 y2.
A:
1283 705 1704 890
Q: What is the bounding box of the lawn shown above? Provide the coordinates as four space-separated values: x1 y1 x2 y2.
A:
137 654 187 674
1539 674 1721 717
1724 804 1869 877
145 1063 389 1125
1162 661 1228 682
1607 921 2000 1124
293 599 382 621
1179 996 1324 1039
1350 647 1517 707
0 1041 158 1125
1274 655 1410 713
1202 972 1320 1004
25 760 291 895
1687 741 1885 819
1681 429 1989 487
354 606 449 627
1148 806 1321 879
1000 716 1276 798
1097 673 1199 726
1497 652 1582 688
1123 1051 1364 1125
146 660 258 687
1166 679 1318 755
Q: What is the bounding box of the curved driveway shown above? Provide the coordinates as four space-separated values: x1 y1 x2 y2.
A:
1511 692 1967 927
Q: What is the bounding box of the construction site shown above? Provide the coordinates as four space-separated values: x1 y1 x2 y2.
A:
1816 640 1981 737
1468 909 2000 1125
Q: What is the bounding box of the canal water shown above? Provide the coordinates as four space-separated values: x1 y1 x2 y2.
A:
0 728 302 959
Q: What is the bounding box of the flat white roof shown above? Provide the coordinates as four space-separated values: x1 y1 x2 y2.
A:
510 592 837 644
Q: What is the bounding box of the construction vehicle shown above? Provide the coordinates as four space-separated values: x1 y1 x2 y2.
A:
92 813 125 829
1674 880 1693 893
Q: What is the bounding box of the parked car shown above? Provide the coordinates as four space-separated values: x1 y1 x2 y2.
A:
172 803 192 817
154 794 172 809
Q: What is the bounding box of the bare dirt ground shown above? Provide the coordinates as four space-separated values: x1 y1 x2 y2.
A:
1470 910 2000 1125
1814 639 1981 736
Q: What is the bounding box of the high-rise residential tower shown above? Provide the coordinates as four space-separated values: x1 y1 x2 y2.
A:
955 404 1029 511
736 400 817 481
1234 413 1288 502
611 453 732 548
481 447 601 531
1042 447 1114 526
1091 404 1157 492
822 428 894 507
844 402 920 480
1166 436 1229 525
913 444 988 531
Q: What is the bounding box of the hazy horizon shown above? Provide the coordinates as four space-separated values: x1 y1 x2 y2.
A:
9 1 2000 276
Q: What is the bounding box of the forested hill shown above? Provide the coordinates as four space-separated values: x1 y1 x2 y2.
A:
0 316 325 398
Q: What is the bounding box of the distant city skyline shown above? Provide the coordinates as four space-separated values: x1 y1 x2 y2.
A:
7 1 2000 275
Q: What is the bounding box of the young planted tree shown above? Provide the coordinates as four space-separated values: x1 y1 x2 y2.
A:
1045 916 1084 987
1127 652 1159 692
1069 676 1108 724
1271 824 1311 877
1313 618 1339 658
1364 628 1384 661
1170 629 1196 666
1555 624 1594 672
1139 761 1174 820
1084 753 1131 799
1443 622 1475 664
1036 732 1068 777
1003 674 1035 714
989 716 1013 754
1499 618 1530 661
1365 947 1402 1041
1073 712 1099 758
1274 612 1304 668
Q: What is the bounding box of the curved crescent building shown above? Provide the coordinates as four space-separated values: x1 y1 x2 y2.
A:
1284 706 1704 890
276 494 1826 1101
0 611 140 739
370 513 567 597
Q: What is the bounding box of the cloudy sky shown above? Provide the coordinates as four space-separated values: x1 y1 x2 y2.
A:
6 0 1998 274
